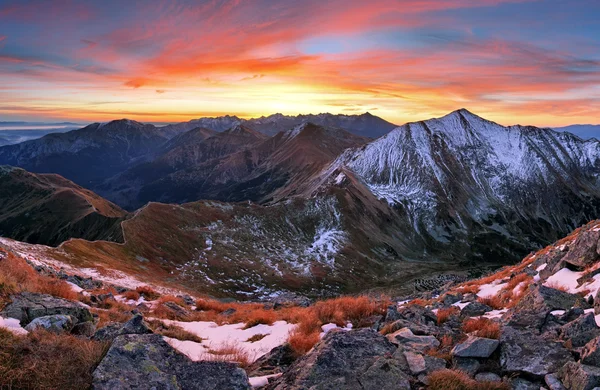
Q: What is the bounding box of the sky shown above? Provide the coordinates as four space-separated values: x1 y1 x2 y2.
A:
0 0 599 127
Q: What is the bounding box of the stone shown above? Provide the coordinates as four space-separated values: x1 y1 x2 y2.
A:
500 326 574 378
161 301 190 319
387 327 440 352
504 285 588 330
71 321 96 337
403 351 445 375
461 301 492 317
560 312 600 348
581 335 600 366
453 357 480 376
391 305 438 327
595 289 600 315
559 361 600 390
270 329 396 389
359 357 411 390
545 373 567 390
451 336 499 358
246 344 297 377
511 377 541 390
93 334 250 389
441 292 462 306
1 292 92 326
92 315 152 341
24 314 74 333
381 319 440 337
561 229 600 269
474 372 501 382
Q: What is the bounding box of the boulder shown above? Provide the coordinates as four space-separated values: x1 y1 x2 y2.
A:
504 285 587 330
92 315 152 341
402 350 446 376
561 229 600 269
511 377 541 390
453 357 480 376
246 344 297 377
461 301 492 317
391 305 438 327
595 289 600 315
93 334 250 389
270 329 396 389
544 373 567 390
474 372 501 382
451 336 499 358
359 357 411 390
500 326 573 378
1 292 92 326
560 312 600 348
71 321 96 337
381 319 440 337
24 314 74 333
386 327 440 352
161 301 190 319
581 335 600 366
559 361 600 390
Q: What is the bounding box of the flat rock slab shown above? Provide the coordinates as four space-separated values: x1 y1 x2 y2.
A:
1 292 92 326
452 336 499 358
92 334 250 390
559 362 600 390
270 328 396 390
500 327 573 378
24 314 74 333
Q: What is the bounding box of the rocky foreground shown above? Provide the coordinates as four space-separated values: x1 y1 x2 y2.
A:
3 220 600 389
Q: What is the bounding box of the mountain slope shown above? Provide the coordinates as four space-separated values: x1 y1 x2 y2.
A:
100 123 369 209
0 119 175 186
0 166 127 246
327 108 600 265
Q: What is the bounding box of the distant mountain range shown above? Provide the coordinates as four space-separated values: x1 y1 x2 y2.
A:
554 124 600 140
1 109 600 297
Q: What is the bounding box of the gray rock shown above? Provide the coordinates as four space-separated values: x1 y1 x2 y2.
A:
582 336 600 366
359 357 411 390
441 293 462 306
474 372 501 382
451 336 499 358
247 344 297 377
561 229 600 268
595 289 600 315
545 373 567 390
270 329 396 389
71 321 96 337
500 326 574 378
24 314 74 333
560 312 600 348
92 315 152 341
387 327 440 352
381 319 440 337
391 305 438 327
453 357 480 376
461 301 492 317
92 334 250 390
1 292 92 326
403 350 446 375
161 301 190 319
511 377 541 390
559 361 600 390
504 285 588 330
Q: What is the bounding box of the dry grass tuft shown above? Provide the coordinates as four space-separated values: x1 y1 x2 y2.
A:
157 295 186 306
91 307 133 328
462 318 501 339
135 285 161 300
0 328 108 389
246 334 268 343
437 306 460 325
477 295 505 310
206 341 251 368
122 290 140 301
545 281 569 292
288 329 321 355
0 252 78 307
146 320 203 343
428 369 510 390
242 309 277 329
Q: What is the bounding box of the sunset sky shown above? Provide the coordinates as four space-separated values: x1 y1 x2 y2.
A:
0 0 599 127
